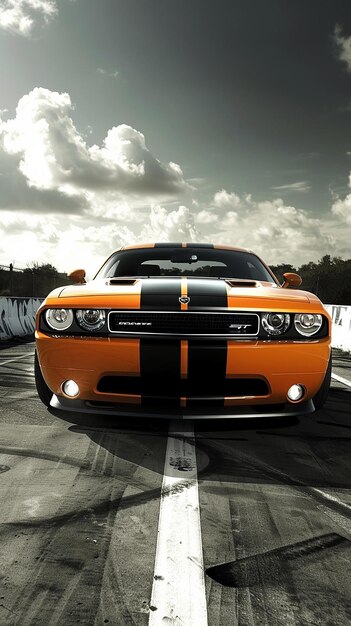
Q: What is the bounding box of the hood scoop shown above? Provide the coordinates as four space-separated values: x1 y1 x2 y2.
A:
226 279 260 288
107 278 138 286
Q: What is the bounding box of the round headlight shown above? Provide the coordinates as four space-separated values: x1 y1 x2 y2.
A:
76 309 106 331
45 309 74 331
294 313 323 336
261 312 290 336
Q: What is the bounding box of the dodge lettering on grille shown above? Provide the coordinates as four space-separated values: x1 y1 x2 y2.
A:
118 321 152 326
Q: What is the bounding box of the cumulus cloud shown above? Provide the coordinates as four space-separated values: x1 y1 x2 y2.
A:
195 209 219 224
193 190 336 265
221 211 239 228
331 193 351 225
213 188 241 209
90 199 144 223
330 168 351 226
0 0 57 35
142 205 201 242
334 24 351 72
0 87 190 201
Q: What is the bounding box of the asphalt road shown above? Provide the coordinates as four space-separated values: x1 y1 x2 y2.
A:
0 340 351 626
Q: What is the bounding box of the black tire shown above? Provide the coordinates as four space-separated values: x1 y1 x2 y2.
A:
313 354 332 411
34 350 52 407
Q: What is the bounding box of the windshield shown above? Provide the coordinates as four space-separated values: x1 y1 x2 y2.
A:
95 247 277 282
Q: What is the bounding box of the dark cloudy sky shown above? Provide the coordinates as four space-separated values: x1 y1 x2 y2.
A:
1 0 351 273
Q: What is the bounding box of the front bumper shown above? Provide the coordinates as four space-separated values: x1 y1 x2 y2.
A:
36 331 330 417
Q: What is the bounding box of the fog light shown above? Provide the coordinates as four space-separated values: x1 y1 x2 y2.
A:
287 384 305 402
62 380 79 398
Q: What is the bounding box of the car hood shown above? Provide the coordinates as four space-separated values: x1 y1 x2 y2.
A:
45 277 318 312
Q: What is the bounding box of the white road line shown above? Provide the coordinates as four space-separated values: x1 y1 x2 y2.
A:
149 420 208 626
331 372 351 388
0 353 33 366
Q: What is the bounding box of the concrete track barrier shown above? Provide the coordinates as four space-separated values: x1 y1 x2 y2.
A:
0 297 43 340
325 305 351 354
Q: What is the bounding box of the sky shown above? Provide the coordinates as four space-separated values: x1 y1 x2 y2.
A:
1 0 351 275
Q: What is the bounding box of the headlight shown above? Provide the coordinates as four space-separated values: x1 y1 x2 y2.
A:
294 313 323 336
45 309 74 331
261 312 290 336
76 309 106 331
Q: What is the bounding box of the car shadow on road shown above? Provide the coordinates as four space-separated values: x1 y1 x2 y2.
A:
45 386 351 495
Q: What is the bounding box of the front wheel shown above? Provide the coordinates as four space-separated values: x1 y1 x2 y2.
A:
313 355 332 411
34 350 52 407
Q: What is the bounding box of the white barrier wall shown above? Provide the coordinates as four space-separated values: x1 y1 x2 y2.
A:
325 305 351 353
0 297 43 340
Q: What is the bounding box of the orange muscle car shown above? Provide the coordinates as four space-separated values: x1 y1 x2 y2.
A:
35 243 331 418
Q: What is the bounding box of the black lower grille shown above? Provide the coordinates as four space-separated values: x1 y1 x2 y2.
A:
108 311 259 336
97 376 269 398
85 399 313 419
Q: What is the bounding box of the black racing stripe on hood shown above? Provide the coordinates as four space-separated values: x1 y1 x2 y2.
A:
186 340 228 408
140 278 182 310
187 279 228 309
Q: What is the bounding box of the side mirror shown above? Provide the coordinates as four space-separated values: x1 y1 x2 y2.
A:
282 272 302 288
68 269 86 284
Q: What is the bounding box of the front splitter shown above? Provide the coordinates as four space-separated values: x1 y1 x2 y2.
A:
50 394 315 419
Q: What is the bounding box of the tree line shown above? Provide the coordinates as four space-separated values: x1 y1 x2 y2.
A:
0 263 68 298
270 255 351 305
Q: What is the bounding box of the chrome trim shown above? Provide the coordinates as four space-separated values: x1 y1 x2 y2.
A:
107 310 260 337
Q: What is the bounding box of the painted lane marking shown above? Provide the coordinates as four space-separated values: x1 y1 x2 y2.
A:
149 421 208 626
331 372 351 388
0 353 33 366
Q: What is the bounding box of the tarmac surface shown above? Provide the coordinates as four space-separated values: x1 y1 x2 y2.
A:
0 339 351 625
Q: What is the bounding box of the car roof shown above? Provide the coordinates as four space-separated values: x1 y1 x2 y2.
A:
119 243 252 253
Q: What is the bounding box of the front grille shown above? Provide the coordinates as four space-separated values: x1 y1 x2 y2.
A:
97 375 269 398
108 311 259 336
